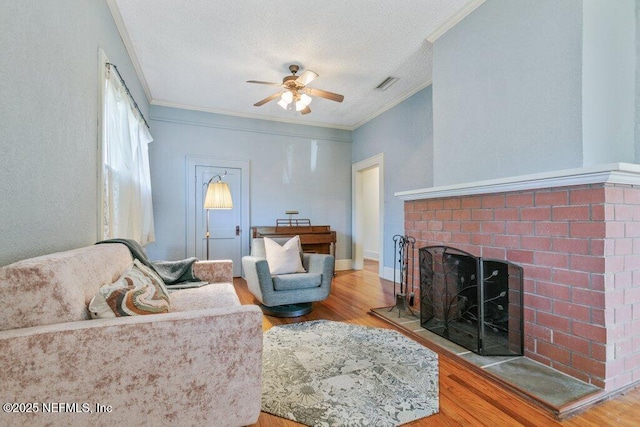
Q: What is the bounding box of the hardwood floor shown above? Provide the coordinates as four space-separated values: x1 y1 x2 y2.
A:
234 260 640 426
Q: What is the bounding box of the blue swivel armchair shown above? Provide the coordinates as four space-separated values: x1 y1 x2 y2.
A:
242 237 334 317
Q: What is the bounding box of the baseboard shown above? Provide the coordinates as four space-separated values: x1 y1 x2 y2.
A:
381 266 395 282
363 250 379 260
335 259 352 271
334 261 397 281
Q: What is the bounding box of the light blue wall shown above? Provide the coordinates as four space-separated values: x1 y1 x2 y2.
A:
352 87 433 273
636 0 640 162
0 0 148 266
432 0 584 186
4 0 636 271
146 106 353 262
582 0 636 166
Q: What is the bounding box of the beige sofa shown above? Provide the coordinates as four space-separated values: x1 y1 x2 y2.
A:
0 243 263 427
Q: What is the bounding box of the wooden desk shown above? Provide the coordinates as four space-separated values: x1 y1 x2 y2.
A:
252 225 336 255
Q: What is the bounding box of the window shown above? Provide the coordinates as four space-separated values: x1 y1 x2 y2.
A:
100 58 155 245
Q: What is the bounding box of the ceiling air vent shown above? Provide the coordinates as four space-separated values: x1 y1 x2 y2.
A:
375 76 399 91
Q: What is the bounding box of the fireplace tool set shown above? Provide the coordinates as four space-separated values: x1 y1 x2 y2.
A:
388 234 416 317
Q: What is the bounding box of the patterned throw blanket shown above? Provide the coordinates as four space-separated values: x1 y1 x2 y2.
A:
96 238 198 285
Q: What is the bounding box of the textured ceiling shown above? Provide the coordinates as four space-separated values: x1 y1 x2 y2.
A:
110 0 474 130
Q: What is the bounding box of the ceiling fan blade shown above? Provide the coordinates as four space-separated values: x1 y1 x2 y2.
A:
247 80 282 86
296 70 318 86
300 106 311 115
305 87 344 103
253 92 281 106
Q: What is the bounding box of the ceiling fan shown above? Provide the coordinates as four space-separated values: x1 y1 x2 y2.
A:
247 65 344 115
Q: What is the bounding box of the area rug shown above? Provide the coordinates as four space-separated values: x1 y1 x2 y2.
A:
261 320 439 426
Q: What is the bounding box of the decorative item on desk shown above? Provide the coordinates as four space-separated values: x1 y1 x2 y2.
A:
285 210 299 219
277 210 311 227
203 171 233 260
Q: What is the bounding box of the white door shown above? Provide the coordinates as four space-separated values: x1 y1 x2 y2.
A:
195 166 242 276
187 156 249 278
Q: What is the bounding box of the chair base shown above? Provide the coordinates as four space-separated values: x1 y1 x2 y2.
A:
259 302 313 318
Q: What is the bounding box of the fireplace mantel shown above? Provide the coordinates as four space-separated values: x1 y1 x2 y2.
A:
396 162 640 201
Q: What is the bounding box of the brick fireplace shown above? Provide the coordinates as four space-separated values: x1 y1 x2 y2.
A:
397 164 640 393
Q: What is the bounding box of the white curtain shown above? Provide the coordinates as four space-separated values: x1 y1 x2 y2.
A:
102 67 155 245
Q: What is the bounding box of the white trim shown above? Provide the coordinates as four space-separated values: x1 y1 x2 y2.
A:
352 154 385 277
151 99 354 131
150 105 351 143
395 163 640 201
363 250 379 261
426 0 486 43
381 266 395 282
150 84 433 132
351 80 433 130
97 48 109 241
335 259 353 271
106 0 153 102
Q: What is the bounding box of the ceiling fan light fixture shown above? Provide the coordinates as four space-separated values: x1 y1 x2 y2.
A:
281 90 293 104
278 91 294 110
295 93 312 111
248 65 344 115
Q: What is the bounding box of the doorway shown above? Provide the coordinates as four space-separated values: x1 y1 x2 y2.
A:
362 167 380 261
186 156 250 277
352 153 384 277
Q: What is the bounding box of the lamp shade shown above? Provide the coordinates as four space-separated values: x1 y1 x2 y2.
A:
204 181 233 209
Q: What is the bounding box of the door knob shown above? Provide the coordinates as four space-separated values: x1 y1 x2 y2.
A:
236 226 240 236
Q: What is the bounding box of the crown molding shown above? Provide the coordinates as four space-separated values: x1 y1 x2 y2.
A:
427 0 486 43
150 100 355 132
106 0 153 102
395 163 640 201
150 101 352 143
351 80 433 130
151 78 433 132
152 80 436 132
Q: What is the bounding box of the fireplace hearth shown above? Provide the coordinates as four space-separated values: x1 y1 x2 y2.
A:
419 245 524 356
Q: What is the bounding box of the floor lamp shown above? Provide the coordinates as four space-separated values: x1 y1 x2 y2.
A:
204 173 233 260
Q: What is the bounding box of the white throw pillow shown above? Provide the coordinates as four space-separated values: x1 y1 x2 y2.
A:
263 236 306 275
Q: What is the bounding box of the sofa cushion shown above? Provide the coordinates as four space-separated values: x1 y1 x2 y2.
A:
264 236 306 275
169 282 241 312
0 244 133 331
273 273 322 291
88 260 170 318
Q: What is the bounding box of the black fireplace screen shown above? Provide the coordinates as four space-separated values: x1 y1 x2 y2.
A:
419 246 523 356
